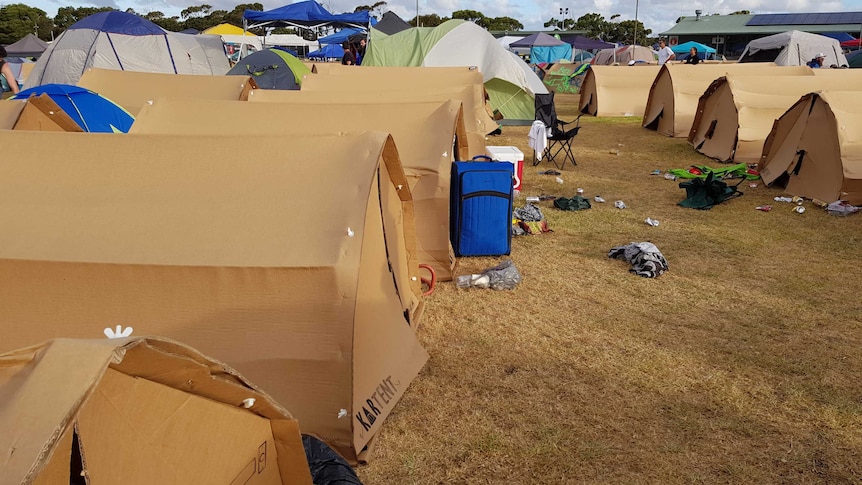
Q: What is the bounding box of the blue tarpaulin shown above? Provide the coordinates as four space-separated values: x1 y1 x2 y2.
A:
307 43 344 60
530 44 573 64
69 11 166 35
244 0 370 29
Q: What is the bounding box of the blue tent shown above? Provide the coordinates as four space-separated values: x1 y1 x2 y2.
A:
244 0 371 29
71 11 166 35
671 41 716 55
307 43 344 60
318 27 364 45
13 84 134 133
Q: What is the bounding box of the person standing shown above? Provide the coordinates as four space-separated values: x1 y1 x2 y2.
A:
685 46 701 65
657 39 675 65
0 47 20 95
341 41 356 66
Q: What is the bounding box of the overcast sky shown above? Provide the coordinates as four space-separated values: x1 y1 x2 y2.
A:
29 0 862 34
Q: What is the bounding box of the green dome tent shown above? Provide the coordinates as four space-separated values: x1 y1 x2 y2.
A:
364 20 547 123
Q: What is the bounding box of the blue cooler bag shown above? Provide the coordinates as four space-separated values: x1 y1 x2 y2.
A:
450 155 514 257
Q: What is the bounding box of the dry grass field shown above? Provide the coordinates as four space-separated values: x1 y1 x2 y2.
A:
357 93 862 484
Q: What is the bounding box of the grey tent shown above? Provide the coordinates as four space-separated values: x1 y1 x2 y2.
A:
4 34 48 58
374 11 411 36
738 30 847 67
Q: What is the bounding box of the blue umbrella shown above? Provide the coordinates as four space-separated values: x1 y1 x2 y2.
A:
13 84 134 133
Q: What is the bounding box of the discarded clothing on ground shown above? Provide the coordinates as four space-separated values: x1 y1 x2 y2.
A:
513 203 551 235
667 163 759 181
678 171 743 210
608 242 668 278
553 195 591 211
482 259 522 290
303 435 363 485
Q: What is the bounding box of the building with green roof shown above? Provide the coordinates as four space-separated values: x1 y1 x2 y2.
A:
660 11 862 58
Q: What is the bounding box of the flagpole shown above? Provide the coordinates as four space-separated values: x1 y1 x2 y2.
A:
634 0 639 46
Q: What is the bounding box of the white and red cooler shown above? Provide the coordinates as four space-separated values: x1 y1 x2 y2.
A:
485 146 524 195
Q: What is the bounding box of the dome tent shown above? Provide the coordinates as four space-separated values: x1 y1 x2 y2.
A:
227 48 310 89
13 84 134 133
738 30 847 67
25 11 229 88
363 20 548 123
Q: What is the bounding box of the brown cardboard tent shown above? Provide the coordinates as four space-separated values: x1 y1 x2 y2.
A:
591 45 655 65
642 63 808 137
131 97 465 282
76 68 257 115
578 65 661 117
0 94 83 132
299 66 497 152
250 86 489 157
0 337 312 484
760 91 862 204
0 130 428 463
688 73 862 163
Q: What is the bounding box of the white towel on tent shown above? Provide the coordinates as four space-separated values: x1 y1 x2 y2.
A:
528 120 548 160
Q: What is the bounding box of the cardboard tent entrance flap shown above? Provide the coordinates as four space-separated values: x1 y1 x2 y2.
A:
0 337 312 484
0 94 83 132
132 97 467 282
760 91 862 204
688 72 862 163
76 68 258 116
0 130 429 464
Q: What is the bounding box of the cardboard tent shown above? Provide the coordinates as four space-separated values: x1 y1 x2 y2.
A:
364 19 548 122
132 97 466 281
0 337 313 484
299 66 496 152
76 68 256 116
578 65 661 117
591 45 655 65
0 94 83 132
643 63 803 137
25 11 229 88
250 85 487 157
0 130 428 463
688 72 862 163
759 91 862 204
739 30 848 67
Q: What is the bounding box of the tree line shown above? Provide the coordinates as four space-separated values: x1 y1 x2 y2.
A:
0 1 648 47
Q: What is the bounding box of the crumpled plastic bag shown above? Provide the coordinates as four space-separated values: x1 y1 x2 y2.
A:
608 242 668 278
481 259 522 290
513 203 544 222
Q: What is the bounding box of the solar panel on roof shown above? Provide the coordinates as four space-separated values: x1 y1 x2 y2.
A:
748 12 862 26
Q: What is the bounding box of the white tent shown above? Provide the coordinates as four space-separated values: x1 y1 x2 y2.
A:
365 20 548 122
739 30 847 67
25 11 229 88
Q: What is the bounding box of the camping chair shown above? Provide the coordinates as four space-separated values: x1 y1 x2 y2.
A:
532 92 581 169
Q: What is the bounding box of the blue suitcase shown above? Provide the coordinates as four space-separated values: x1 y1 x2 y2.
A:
450 155 514 257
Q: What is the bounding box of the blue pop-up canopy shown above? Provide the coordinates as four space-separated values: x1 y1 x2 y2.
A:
13 84 134 133
671 41 716 55
244 0 371 30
